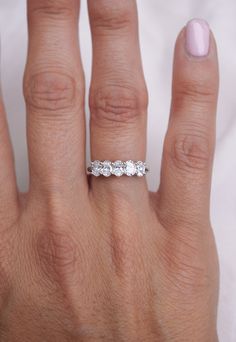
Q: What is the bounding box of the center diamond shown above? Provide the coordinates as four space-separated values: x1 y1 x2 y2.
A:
112 161 124 177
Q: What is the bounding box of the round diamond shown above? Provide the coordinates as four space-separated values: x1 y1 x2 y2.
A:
91 160 102 177
101 161 112 177
112 161 124 177
124 160 136 176
136 161 146 177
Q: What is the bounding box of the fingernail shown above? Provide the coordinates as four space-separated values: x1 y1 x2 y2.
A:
186 19 210 57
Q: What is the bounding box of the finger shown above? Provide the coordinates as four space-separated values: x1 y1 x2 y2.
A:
0 97 19 220
158 19 219 227
24 0 87 196
88 0 148 184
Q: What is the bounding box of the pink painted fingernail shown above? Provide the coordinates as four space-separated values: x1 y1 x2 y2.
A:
186 19 210 57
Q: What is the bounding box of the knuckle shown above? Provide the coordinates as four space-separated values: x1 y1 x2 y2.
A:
173 78 216 111
161 238 211 295
36 221 78 284
90 4 132 32
24 71 77 114
90 86 148 128
171 258 210 295
166 127 213 173
30 0 75 20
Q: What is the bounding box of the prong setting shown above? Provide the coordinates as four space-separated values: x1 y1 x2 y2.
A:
88 161 149 177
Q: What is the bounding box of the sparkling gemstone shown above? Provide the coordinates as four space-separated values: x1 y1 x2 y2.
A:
101 161 112 177
136 161 146 177
91 160 102 177
112 160 124 177
124 160 136 176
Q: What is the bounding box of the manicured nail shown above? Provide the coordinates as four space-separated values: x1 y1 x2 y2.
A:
186 19 210 57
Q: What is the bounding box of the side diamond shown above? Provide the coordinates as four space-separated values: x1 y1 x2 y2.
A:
101 161 112 177
136 161 146 177
91 160 102 177
124 160 136 176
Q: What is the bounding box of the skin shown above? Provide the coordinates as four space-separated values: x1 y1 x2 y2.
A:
0 0 219 341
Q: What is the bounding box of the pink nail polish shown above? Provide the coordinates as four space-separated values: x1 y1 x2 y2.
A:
186 19 210 57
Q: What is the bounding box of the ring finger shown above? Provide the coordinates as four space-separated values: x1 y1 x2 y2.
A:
88 0 148 191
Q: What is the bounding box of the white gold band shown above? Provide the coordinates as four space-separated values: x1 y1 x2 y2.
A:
87 160 149 177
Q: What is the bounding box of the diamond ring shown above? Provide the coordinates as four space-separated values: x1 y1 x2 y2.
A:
87 160 149 177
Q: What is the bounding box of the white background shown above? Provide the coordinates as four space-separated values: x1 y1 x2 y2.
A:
0 1 235 340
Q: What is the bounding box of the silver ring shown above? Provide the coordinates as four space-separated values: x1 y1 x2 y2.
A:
87 160 149 177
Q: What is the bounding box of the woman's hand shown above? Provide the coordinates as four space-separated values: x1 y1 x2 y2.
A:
0 1 219 341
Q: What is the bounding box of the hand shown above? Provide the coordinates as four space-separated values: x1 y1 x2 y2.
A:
0 1 219 341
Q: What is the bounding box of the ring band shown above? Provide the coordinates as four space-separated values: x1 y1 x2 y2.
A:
87 160 149 177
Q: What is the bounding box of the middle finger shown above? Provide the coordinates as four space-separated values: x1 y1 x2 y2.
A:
24 0 87 197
